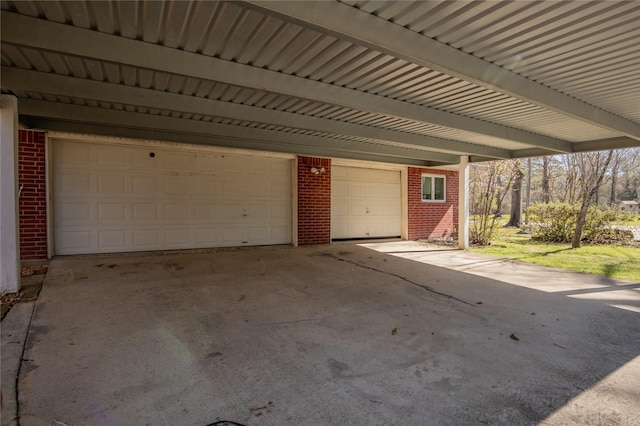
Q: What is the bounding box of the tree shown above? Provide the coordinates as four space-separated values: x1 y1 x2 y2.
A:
572 150 614 248
506 160 525 227
607 148 638 205
524 157 532 224
542 156 551 203
469 161 516 245
618 149 640 201
609 150 621 206
560 154 581 204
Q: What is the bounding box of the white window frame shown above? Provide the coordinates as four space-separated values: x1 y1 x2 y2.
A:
421 173 446 202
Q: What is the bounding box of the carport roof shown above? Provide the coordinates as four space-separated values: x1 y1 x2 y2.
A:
1 0 639 166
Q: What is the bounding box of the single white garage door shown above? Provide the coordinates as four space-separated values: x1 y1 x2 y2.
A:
53 139 292 255
331 166 401 239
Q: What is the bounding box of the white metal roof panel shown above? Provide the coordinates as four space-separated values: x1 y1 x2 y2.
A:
2 0 639 164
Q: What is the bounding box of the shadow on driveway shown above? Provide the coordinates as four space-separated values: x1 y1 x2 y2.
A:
13 242 640 425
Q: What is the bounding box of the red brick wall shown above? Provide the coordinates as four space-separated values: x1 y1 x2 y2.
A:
408 167 459 240
19 129 48 260
297 156 331 245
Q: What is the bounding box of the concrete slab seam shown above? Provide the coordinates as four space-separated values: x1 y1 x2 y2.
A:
323 252 477 307
13 299 37 426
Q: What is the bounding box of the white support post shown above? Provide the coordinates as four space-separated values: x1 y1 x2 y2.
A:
458 155 470 250
0 95 20 293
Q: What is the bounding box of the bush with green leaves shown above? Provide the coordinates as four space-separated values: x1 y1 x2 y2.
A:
527 202 578 242
614 210 636 223
526 203 633 244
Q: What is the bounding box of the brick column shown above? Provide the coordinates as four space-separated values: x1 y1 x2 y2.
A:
297 156 331 245
19 129 48 260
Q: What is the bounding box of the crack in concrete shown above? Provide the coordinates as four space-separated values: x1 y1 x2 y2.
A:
14 301 37 426
325 253 476 307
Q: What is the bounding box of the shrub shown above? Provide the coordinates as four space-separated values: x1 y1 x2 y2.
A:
614 210 636 223
469 214 500 246
527 202 578 242
526 203 633 244
583 207 633 244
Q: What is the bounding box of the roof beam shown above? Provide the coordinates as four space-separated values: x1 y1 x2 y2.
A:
18 99 459 165
243 1 640 142
28 118 435 167
2 67 510 159
512 137 640 159
0 11 571 153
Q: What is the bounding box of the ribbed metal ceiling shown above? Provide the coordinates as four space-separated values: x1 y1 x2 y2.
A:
1 0 638 165
343 0 640 122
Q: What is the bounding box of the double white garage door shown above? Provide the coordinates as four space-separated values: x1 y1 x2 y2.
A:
53 140 292 255
53 140 402 255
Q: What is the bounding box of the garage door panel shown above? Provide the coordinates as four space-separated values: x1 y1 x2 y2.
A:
98 203 126 222
349 184 368 198
53 140 292 254
349 167 369 180
163 176 191 197
246 180 268 198
193 228 217 244
57 173 90 194
132 203 157 221
132 149 158 169
217 204 243 221
97 146 126 167
194 154 216 172
368 220 399 237
246 157 268 174
192 178 218 197
248 226 268 241
366 203 386 216
332 166 348 179
349 203 368 216
97 175 126 194
332 203 348 217
247 204 267 219
192 203 217 220
165 204 188 220
98 230 127 249
220 227 243 243
56 202 90 222
132 176 158 194
218 179 243 198
332 222 349 237
332 165 401 240
332 182 349 197
165 229 189 245
133 229 158 247
271 203 290 219
56 141 90 165
371 183 399 198
221 156 243 173
165 152 194 170
57 230 92 252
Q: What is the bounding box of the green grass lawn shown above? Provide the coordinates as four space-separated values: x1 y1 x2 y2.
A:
613 215 640 226
469 221 640 282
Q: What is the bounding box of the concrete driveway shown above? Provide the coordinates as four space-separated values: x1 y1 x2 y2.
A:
3 242 640 425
